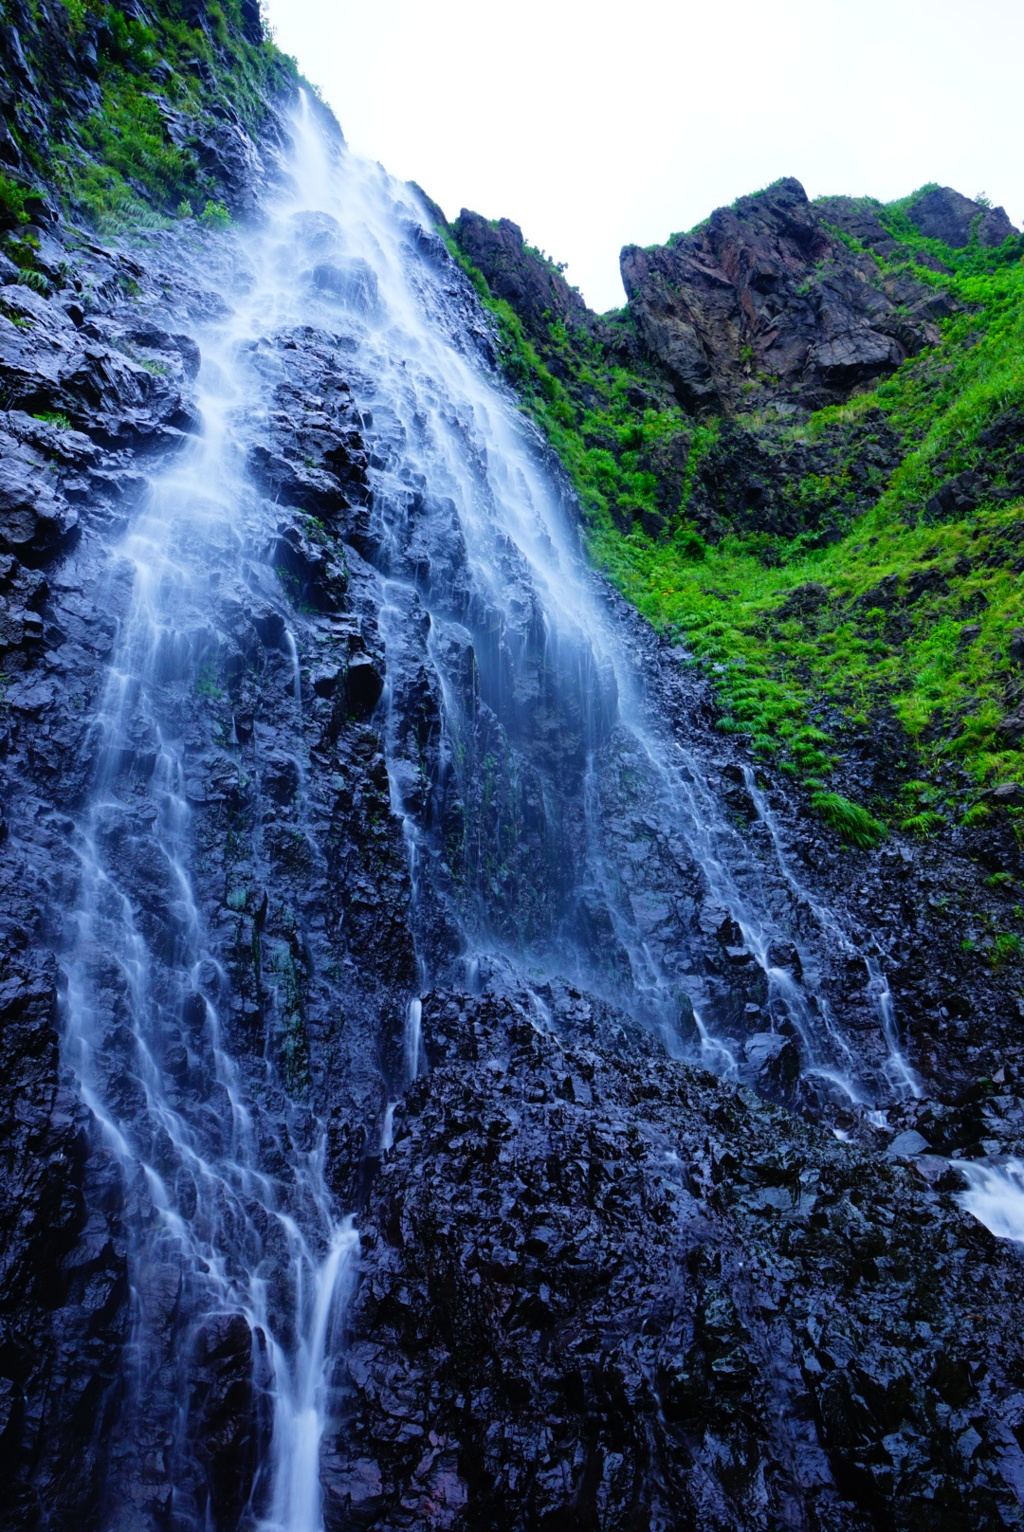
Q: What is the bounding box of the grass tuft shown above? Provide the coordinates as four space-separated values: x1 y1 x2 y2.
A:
809 791 887 849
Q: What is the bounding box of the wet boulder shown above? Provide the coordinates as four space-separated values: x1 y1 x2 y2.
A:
244 335 370 540
274 522 348 612
249 444 347 516
0 282 199 441
311 258 380 317
343 652 385 720
0 435 77 560
190 1312 269 1527
744 1029 800 1098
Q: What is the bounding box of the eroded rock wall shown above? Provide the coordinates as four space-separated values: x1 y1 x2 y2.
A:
619 178 959 413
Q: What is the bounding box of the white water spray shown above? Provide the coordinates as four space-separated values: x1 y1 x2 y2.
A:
957 1159 1024 1244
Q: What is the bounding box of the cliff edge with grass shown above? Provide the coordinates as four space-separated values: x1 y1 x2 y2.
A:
449 180 1024 845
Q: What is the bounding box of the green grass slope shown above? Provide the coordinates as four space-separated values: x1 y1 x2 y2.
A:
0 0 298 239
449 198 1024 844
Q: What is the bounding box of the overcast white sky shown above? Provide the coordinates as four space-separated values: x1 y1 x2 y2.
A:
263 0 1023 313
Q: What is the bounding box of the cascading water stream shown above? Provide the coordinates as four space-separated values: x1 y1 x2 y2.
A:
282 99 914 1118
60 109 376 1532
957 1159 1024 1243
59 90 927 1524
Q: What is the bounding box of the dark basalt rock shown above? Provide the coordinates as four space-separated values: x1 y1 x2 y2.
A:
814 195 904 258
0 937 128 1527
190 1311 271 1526
331 986 1024 1531
0 281 201 443
620 178 943 413
996 704 1024 743
0 436 78 560
906 186 1017 250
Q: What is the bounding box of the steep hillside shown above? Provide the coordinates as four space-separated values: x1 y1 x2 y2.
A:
449 182 1024 846
0 0 297 237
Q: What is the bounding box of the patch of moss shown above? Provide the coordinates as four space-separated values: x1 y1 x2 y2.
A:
991 931 1023 967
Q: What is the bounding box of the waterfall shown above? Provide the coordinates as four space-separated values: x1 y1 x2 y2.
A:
58 92 919 1524
282 99 914 1112
60 104 370 1532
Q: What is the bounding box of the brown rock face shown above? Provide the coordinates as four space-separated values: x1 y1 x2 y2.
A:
452 210 591 333
620 177 943 413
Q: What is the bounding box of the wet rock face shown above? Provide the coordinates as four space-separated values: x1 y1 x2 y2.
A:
333 986 1024 1532
0 906 127 1527
0 278 200 444
620 178 944 413
0 203 419 1519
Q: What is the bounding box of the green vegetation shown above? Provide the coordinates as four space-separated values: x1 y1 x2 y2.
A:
38 1 298 233
808 791 887 849
0 172 32 228
991 931 1023 966
199 199 231 228
901 810 946 838
449 194 1024 843
196 667 223 700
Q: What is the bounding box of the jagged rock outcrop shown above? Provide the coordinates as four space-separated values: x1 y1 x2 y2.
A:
452 212 592 334
906 186 1016 249
620 177 950 413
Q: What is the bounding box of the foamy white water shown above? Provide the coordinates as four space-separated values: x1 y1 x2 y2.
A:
958 1159 1024 1244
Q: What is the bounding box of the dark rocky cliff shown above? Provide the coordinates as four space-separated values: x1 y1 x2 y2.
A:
619 177 950 413
2 8 1024 1532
